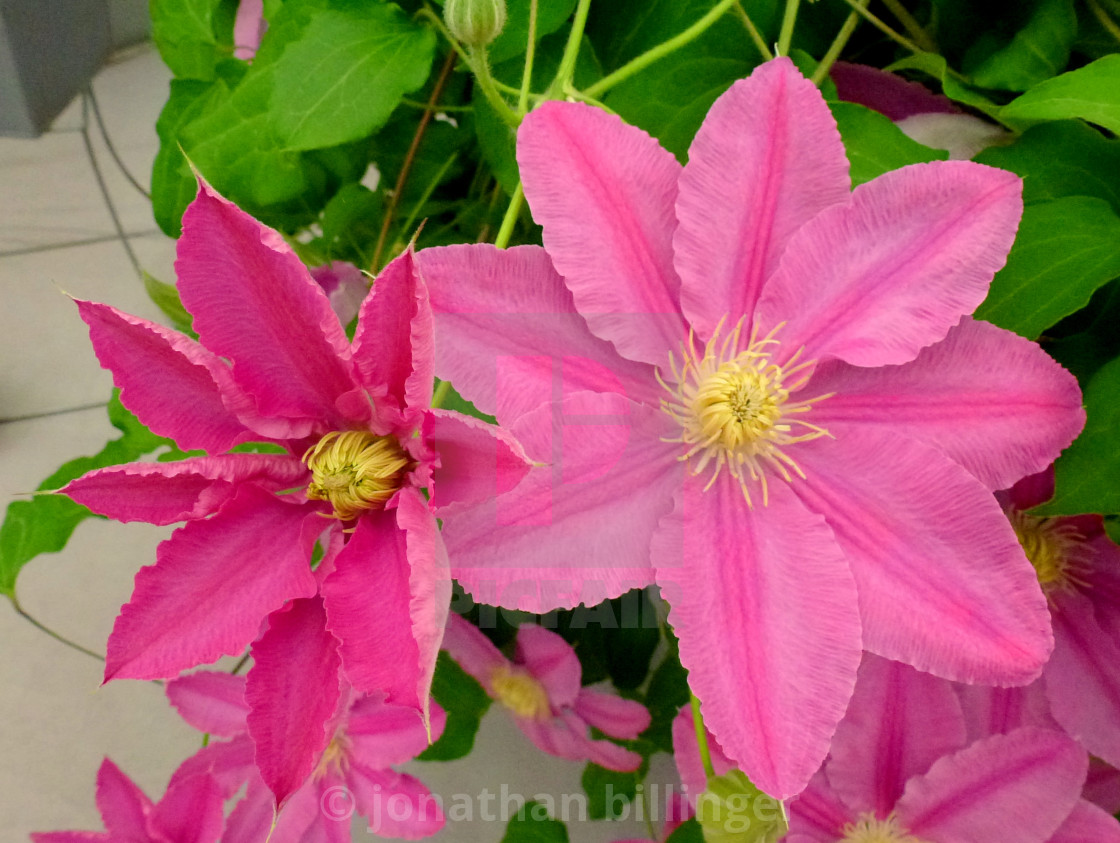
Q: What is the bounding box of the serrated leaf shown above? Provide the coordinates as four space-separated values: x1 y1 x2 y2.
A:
830 101 948 187
582 762 644 820
967 0 1076 92
270 5 435 151
975 120 1120 211
418 650 492 761
1033 355 1120 516
500 802 570 843
1000 54 1120 135
0 393 175 597
975 197 1120 338
150 0 227 80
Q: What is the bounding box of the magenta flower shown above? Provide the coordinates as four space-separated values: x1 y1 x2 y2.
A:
61 183 528 804
32 758 224 843
418 57 1083 797
166 668 447 840
441 614 651 771
788 654 1120 843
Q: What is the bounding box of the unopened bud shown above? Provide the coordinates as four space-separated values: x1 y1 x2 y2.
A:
444 0 507 47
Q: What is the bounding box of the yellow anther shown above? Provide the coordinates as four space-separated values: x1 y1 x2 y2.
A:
314 733 352 781
841 813 927 843
1008 509 1093 594
490 665 551 720
303 430 411 519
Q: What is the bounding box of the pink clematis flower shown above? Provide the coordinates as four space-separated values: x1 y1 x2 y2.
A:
787 654 1120 843
418 57 1084 797
166 669 447 841
32 758 224 843
61 182 529 806
441 613 651 771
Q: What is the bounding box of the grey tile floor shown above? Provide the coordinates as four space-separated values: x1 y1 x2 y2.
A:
0 42 660 842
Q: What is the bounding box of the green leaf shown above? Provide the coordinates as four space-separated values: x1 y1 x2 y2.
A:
500 802 569 843
975 120 1120 212
0 394 174 597
417 650 492 761
434 381 497 425
1000 54 1120 135
830 102 948 187
317 183 383 266
974 197 1120 338
269 4 436 151
666 818 705 843
966 0 1076 92
1033 355 1120 516
150 0 228 80
886 52 1003 117
582 762 645 820
695 769 787 843
488 0 579 65
143 271 194 334
641 635 690 754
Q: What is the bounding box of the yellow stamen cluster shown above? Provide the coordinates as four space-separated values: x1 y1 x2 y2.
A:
657 317 832 506
841 813 927 843
490 665 551 720
303 430 411 520
314 733 352 781
1008 509 1092 594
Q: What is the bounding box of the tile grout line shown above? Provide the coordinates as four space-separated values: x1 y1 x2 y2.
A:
0 229 163 260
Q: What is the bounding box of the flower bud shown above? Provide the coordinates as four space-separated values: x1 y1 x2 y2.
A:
444 0 507 47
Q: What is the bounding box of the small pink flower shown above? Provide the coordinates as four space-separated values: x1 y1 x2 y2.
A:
32 758 224 843
441 614 651 771
419 56 1083 797
166 669 447 840
787 654 1120 843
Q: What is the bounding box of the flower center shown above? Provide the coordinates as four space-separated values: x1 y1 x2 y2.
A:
303 430 411 519
490 665 551 720
1008 509 1092 594
841 813 927 843
658 318 831 506
314 732 352 781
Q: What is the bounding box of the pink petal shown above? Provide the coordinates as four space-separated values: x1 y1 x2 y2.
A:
95 758 152 838
517 711 643 772
440 612 506 689
168 736 256 799
219 779 276 843
424 409 531 510
757 160 1023 368
176 182 360 432
76 299 256 453
824 653 966 817
347 697 447 769
897 728 1086 843
675 57 850 338
104 487 319 680
516 624 582 708
574 687 651 741
443 393 676 613
323 489 449 729
267 777 337 843
956 681 1059 743
670 706 735 800
348 766 446 839
654 475 862 800
1046 591 1120 768
351 247 433 425
1049 800 1120 843
830 61 960 121
786 772 854 841
807 318 1084 490
791 428 1052 684
149 774 225 843
166 671 250 738
419 243 660 422
246 596 343 808
1084 759 1120 814
233 0 264 60
518 102 687 365
62 453 308 525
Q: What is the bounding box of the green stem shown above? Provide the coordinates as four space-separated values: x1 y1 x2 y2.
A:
880 0 936 52
518 0 539 115
584 0 739 99
734 1 774 60
1087 0 1120 45
418 6 472 65
10 596 104 662
776 0 801 56
399 152 460 237
548 0 593 98
493 182 525 249
470 46 521 127
431 379 453 409
837 0 923 54
811 0 868 87
690 693 716 781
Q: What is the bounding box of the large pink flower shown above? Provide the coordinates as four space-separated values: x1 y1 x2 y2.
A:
418 57 1084 798
441 614 651 771
61 183 529 805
